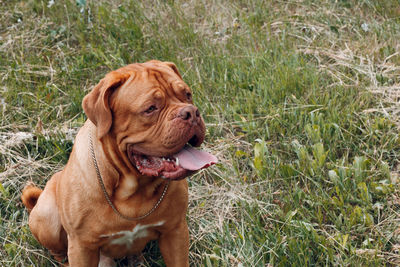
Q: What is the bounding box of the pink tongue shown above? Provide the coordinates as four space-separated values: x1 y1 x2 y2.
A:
174 145 218 171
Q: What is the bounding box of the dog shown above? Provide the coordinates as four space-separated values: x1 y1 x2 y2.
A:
21 60 217 266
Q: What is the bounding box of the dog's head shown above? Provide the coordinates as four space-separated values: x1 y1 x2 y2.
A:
82 60 217 180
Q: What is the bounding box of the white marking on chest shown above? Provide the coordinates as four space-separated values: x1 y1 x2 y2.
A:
101 221 164 248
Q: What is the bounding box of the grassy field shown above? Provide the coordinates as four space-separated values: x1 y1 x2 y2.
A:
1 0 400 266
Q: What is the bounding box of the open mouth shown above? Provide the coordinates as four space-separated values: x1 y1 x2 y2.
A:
127 141 218 180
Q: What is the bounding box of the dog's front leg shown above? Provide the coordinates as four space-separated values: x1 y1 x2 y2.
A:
159 221 189 267
67 237 100 267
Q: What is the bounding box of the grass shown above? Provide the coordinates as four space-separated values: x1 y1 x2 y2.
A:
1 0 400 266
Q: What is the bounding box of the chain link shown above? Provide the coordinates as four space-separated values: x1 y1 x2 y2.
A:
89 128 169 221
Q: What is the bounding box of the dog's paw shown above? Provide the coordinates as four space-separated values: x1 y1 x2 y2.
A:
99 254 116 267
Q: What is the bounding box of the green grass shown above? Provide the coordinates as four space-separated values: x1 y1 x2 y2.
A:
1 0 400 266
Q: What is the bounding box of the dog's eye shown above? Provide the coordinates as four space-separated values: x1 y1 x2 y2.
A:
145 105 157 114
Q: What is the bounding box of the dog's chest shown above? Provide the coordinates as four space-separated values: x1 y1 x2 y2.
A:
101 221 164 249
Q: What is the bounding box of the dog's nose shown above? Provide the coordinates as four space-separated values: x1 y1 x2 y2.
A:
178 105 200 122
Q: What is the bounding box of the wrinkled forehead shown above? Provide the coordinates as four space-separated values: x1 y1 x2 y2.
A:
116 62 188 93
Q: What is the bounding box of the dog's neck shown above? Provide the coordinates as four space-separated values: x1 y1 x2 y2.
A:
90 123 166 201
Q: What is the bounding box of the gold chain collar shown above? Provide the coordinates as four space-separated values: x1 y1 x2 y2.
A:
89 128 169 221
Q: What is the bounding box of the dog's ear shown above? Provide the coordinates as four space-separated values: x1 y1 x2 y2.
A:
82 71 130 139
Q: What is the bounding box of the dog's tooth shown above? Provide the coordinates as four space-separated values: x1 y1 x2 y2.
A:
175 157 179 166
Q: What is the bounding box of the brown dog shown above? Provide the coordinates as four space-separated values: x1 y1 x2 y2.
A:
21 60 217 266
